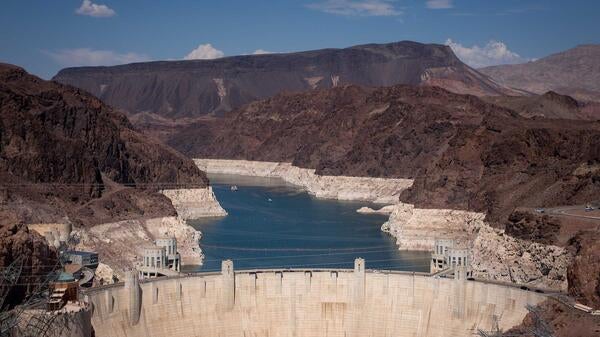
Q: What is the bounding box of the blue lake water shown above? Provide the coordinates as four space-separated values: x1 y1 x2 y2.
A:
188 173 430 272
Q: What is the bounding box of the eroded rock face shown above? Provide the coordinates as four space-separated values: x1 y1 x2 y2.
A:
381 202 480 250
567 231 600 307
72 216 203 274
161 187 227 219
0 63 208 228
504 210 561 245
0 224 57 308
93 262 118 285
381 202 570 290
471 224 570 290
506 300 600 337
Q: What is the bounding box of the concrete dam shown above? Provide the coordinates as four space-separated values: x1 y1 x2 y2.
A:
86 259 546 337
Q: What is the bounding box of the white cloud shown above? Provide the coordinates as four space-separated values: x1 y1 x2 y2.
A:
445 39 530 68
307 0 402 16
252 49 272 55
75 0 116 18
46 48 150 67
426 0 453 9
184 44 225 60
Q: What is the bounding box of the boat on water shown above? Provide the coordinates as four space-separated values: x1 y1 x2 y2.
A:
230 185 238 191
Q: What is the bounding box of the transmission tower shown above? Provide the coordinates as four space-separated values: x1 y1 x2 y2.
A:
0 256 25 336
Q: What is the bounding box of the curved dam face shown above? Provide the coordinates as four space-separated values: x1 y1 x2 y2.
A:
87 265 545 337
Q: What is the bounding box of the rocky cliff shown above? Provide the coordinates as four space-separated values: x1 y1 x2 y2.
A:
53 41 515 119
0 63 210 226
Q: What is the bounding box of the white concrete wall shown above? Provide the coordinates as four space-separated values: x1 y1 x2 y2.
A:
87 270 545 337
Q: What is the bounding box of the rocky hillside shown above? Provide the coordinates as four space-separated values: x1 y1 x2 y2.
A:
175 85 600 225
53 41 516 119
0 63 208 227
480 44 600 102
483 91 600 120
0 63 213 305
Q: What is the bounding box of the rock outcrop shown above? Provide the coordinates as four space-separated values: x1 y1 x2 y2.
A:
0 63 210 228
380 202 479 250
567 231 600 307
72 216 203 275
53 41 516 119
196 159 412 203
0 223 58 309
93 262 118 285
380 202 571 290
471 223 570 290
161 188 227 219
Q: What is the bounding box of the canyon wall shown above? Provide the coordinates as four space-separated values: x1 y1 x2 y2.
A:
195 159 413 204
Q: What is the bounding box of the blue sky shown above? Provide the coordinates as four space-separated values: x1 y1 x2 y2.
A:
1 0 599 79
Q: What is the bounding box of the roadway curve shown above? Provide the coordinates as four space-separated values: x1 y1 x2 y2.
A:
545 206 600 222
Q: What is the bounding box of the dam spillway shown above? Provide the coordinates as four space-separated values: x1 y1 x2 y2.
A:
86 260 545 337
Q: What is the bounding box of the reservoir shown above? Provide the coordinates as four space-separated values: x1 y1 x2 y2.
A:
188 174 430 272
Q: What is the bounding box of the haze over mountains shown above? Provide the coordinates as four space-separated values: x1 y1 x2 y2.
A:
53 41 516 119
480 44 600 102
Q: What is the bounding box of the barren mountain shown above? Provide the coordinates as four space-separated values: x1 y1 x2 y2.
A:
175 85 600 225
480 44 600 102
53 41 516 119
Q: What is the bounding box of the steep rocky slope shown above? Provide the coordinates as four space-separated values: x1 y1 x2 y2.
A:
0 222 57 309
480 44 600 102
0 63 208 226
567 231 600 308
176 85 600 224
53 41 516 119
0 63 214 305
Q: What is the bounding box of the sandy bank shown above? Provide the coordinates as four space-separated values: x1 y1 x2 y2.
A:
195 159 413 203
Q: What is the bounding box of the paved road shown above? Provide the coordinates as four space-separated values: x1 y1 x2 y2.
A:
544 206 600 222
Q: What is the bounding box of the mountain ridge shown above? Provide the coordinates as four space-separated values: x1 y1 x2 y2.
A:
480 44 600 102
53 41 518 119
